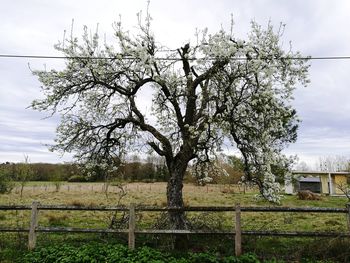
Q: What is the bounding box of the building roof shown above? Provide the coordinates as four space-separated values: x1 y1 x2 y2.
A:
298 177 321 183
292 171 350 176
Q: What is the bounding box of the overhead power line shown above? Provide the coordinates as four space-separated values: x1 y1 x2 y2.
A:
1 54 350 61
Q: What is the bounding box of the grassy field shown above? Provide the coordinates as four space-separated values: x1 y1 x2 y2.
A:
0 182 350 262
0 182 349 231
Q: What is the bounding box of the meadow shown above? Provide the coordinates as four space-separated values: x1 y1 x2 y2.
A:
1 182 350 262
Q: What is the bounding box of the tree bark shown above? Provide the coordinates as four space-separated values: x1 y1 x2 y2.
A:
166 156 190 250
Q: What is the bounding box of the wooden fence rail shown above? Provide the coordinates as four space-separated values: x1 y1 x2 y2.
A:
1 203 350 256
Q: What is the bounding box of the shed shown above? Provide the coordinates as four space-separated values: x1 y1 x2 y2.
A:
297 177 321 193
285 171 350 195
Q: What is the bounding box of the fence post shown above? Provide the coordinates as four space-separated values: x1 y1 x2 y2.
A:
28 201 40 250
347 203 350 232
128 203 136 250
235 203 242 257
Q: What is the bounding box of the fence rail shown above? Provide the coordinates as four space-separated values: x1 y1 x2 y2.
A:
0 204 347 212
0 203 350 255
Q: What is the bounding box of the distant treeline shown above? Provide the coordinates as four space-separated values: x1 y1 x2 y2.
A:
0 155 245 184
0 162 79 181
0 161 170 182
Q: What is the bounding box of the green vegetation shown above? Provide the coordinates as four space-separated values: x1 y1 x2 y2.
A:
1 232 347 262
18 243 296 263
18 241 346 262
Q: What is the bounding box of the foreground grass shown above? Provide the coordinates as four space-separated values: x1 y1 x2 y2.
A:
11 241 342 263
1 232 348 262
21 243 265 263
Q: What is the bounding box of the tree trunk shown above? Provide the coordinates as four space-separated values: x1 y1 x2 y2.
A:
166 157 189 250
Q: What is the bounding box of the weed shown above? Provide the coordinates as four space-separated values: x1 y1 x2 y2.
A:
324 219 341 226
46 213 69 226
67 200 85 207
221 188 235 194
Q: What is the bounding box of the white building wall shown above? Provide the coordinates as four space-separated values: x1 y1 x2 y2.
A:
284 181 294 194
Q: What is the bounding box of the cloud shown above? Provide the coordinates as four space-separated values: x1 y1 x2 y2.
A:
0 0 350 165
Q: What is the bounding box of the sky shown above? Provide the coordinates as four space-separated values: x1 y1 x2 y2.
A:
0 0 350 167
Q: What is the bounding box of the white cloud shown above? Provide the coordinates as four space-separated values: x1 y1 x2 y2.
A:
1 0 350 165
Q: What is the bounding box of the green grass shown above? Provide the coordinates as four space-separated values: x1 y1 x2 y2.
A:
1 182 349 231
0 182 349 262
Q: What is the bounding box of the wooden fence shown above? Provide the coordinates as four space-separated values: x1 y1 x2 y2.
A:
1 203 350 256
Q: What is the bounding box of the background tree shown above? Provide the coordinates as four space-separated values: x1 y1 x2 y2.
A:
295 161 312 171
31 10 309 246
212 155 245 185
317 156 349 172
0 163 14 194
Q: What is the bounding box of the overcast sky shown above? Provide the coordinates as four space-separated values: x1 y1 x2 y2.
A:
1 0 350 167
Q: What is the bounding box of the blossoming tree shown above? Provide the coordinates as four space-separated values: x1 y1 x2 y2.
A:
31 14 309 241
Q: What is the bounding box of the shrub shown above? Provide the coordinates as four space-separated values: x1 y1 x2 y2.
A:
67 200 86 207
67 175 87 182
142 178 157 183
298 238 350 262
0 169 14 194
0 180 13 194
46 213 69 226
297 190 321 200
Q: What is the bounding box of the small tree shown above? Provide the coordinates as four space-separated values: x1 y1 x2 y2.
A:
31 9 309 247
335 182 350 201
84 155 121 198
51 170 62 192
15 155 34 198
